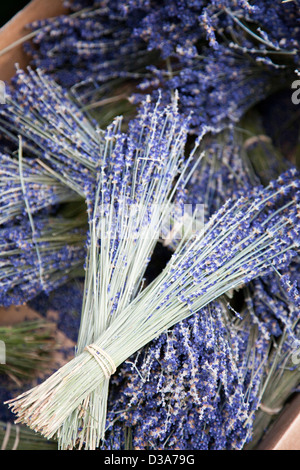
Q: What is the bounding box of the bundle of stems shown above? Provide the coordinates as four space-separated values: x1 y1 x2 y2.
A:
0 321 55 384
59 94 201 449
6 161 300 448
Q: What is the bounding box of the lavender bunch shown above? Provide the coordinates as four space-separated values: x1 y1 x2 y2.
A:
130 0 299 130
124 0 299 63
22 1 152 107
0 68 108 307
0 68 100 200
0 67 107 307
55 94 198 450
104 301 269 450
5 166 300 449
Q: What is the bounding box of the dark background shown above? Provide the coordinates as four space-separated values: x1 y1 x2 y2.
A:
1 1 31 27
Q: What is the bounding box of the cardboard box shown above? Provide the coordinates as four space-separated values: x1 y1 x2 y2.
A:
0 0 299 451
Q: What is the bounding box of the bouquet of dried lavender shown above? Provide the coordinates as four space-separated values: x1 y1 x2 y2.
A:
102 133 300 450
0 67 100 201
6 133 300 450
103 299 270 450
0 141 88 306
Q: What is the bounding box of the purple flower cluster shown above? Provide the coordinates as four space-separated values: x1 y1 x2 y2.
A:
0 152 76 226
24 1 150 94
0 68 100 200
0 214 86 307
104 301 268 450
0 69 97 307
22 1 300 130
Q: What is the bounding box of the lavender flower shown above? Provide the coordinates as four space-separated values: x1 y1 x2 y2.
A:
23 2 151 99
0 152 78 227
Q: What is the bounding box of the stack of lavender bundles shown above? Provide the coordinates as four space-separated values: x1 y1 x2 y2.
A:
3 81 300 449
0 0 299 451
22 0 300 131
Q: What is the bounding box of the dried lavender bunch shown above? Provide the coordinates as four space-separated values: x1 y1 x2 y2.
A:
104 301 269 450
22 1 152 104
6 167 300 449
102 130 258 450
0 68 103 306
126 0 299 129
103 132 298 450
56 94 198 450
111 262 300 451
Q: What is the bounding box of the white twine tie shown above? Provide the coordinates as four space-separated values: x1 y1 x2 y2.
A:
84 344 116 379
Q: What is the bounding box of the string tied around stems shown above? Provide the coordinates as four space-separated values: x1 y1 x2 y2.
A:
84 344 116 379
1 422 20 450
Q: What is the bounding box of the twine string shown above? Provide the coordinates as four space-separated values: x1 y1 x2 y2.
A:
259 403 283 416
1 423 19 450
84 344 116 379
1 422 11 450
